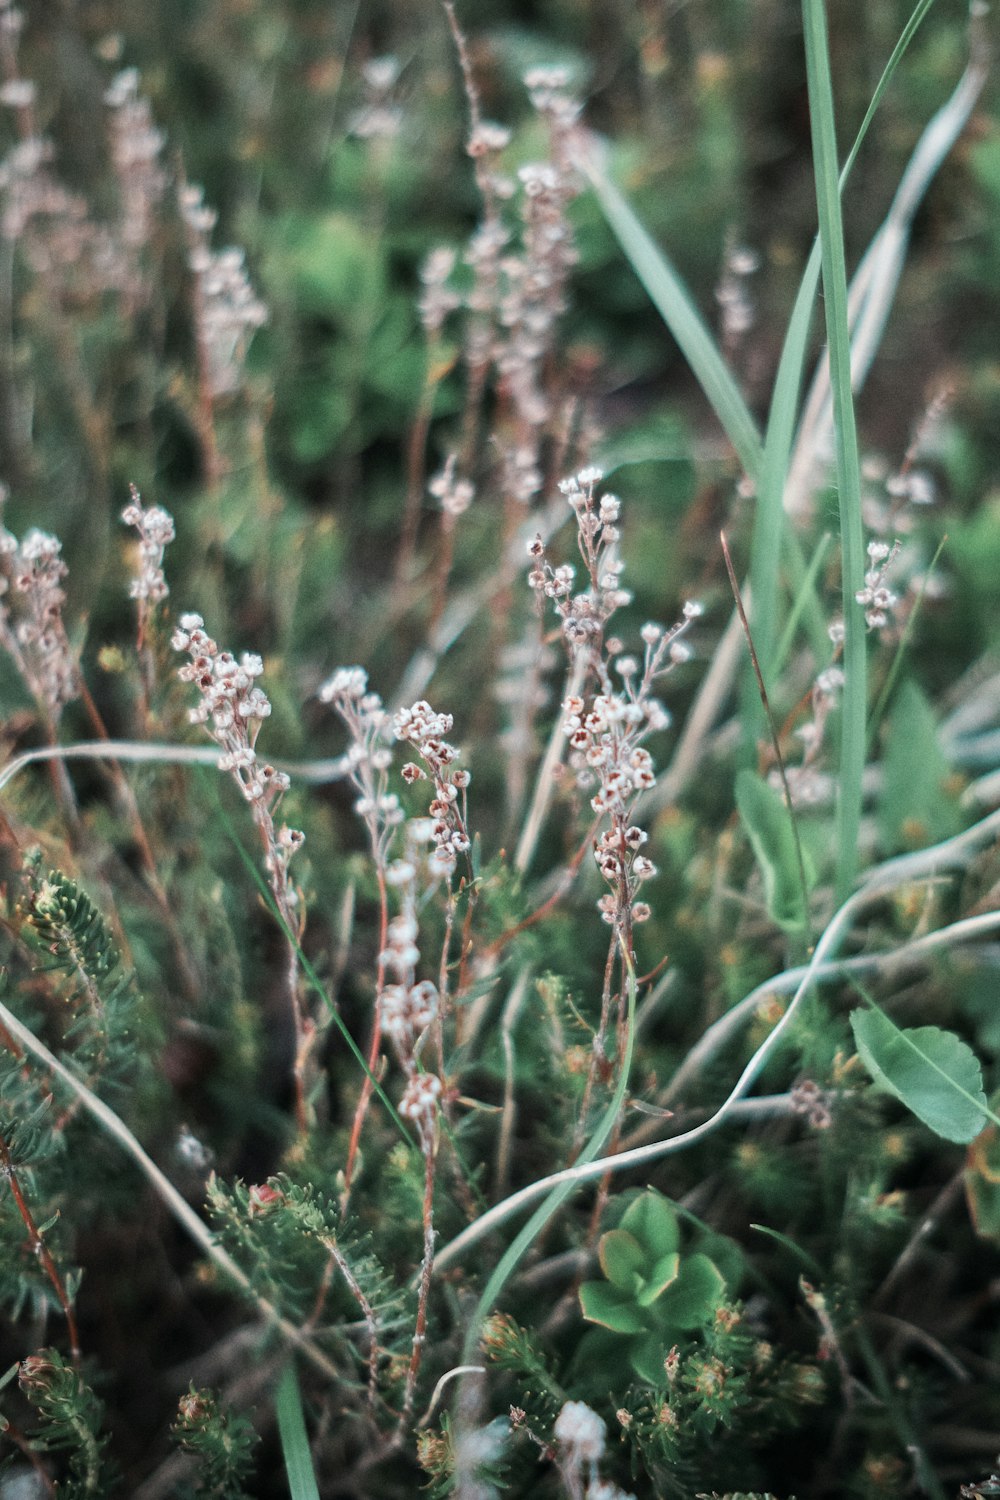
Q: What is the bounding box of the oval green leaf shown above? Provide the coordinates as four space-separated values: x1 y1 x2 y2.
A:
850 1009 988 1145
598 1229 646 1292
653 1253 726 1331
620 1188 679 1258
636 1251 681 1308
579 1280 648 1334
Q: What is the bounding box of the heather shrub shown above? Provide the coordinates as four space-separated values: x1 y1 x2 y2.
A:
0 2 999 1497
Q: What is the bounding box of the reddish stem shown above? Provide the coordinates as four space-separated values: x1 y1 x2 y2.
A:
341 864 390 1205
0 1129 81 1366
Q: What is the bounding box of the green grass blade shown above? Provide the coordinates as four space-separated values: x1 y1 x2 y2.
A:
276 1363 322 1500
578 0 938 771
841 0 939 186
775 532 833 677
802 0 867 902
574 143 764 484
747 0 939 694
461 945 637 1363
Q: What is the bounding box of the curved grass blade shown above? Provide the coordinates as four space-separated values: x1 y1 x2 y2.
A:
585 0 942 793
572 138 765 485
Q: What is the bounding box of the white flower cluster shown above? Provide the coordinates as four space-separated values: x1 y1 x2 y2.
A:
319 666 402 862
552 1399 637 1499
380 822 446 1141
322 671 446 1141
103 67 166 303
393 700 471 878
418 245 461 337
856 538 900 632
0 514 78 717
715 239 759 355
381 892 439 1050
564 690 660 926
347 55 403 142
528 468 632 654
422 65 582 506
121 485 174 606
554 1400 605 1461
769 664 844 810
173 620 282 802
790 1077 834 1130
428 454 475 523
0 16 137 301
180 185 267 399
531 469 703 926
173 613 303 913
399 1070 443 1128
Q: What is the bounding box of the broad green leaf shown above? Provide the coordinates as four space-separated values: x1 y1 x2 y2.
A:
653 1254 726 1331
965 1121 1000 1241
879 678 961 849
598 1229 646 1292
278 211 385 320
735 769 809 929
631 1331 672 1385
635 1252 681 1308
851 1009 988 1144
620 1189 679 1259
595 411 693 475
686 1222 746 1293
579 1280 647 1334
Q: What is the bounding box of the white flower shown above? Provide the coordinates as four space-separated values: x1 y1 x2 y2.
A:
554 1401 605 1462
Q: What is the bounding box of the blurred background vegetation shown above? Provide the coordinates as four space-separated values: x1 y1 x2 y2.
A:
1 0 999 1495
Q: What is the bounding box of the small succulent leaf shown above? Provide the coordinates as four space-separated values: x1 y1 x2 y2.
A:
691 1225 746 1290
598 1229 647 1291
653 1254 726 1331
851 1009 988 1144
635 1251 681 1307
579 1280 648 1333
630 1331 671 1385
620 1188 679 1258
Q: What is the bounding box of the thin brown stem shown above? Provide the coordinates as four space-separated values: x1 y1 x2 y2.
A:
319 1236 381 1414
395 1133 437 1441
342 865 390 1207
573 931 618 1155
395 364 440 587
0 1128 81 1365
0 1416 57 1496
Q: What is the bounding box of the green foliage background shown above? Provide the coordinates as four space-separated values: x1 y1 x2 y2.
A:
0 0 998 1496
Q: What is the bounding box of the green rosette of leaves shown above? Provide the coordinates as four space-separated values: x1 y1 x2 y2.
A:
578 1189 737 1384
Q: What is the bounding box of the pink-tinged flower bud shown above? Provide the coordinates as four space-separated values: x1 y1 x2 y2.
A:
248 1183 285 1215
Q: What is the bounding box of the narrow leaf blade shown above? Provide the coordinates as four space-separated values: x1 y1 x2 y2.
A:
276 1363 322 1500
